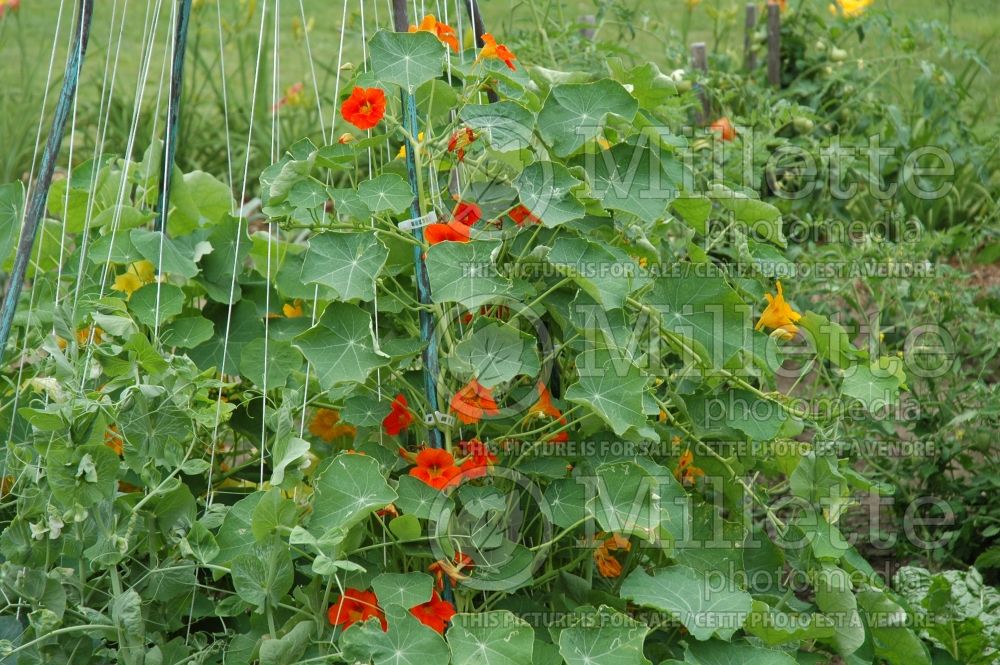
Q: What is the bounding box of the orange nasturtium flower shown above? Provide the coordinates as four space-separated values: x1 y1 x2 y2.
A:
0 0 21 19
448 127 477 161
593 533 631 578
509 204 541 227
308 408 356 442
424 220 471 246
829 0 873 18
476 33 516 71
271 82 305 112
282 299 304 318
674 450 705 486
409 590 456 633
529 383 569 443
710 117 737 141
409 448 462 490
104 425 124 456
428 552 475 590
450 378 500 425
755 280 802 340
409 15 459 52
458 438 497 478
381 394 414 436
76 325 104 346
328 589 386 630
341 86 386 130
768 0 788 11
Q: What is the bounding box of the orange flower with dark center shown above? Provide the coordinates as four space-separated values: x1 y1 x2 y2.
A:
425 220 471 246
709 117 736 141
409 590 456 633
529 383 569 443
382 394 414 436
477 33 516 70
509 205 541 227
458 438 496 478
341 87 387 130
450 378 500 425
453 201 482 226
104 425 124 456
408 15 459 51
674 450 705 486
409 448 462 490
448 127 477 161
428 552 476 590
328 589 386 630
309 408 356 442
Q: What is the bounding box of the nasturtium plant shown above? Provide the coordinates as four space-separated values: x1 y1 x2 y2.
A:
0 3 982 665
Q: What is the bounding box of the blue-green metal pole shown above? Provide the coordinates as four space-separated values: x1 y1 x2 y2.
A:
155 0 194 233
0 0 94 367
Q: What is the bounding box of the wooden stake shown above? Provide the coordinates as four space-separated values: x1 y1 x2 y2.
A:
580 14 596 40
744 3 758 71
767 2 782 87
691 42 710 125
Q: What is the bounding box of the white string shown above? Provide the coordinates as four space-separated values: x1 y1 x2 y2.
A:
297 0 327 143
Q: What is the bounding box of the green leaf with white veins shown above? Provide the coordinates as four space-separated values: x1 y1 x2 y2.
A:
591 461 664 541
840 363 901 411
513 161 586 227
709 185 785 247
459 102 536 152
369 30 445 91
546 237 638 310
294 303 388 388
130 229 199 278
426 240 512 309
565 347 648 436
341 605 450 665
587 143 674 222
538 80 638 156
684 640 798 665
160 316 214 349
311 453 397 534
558 605 650 665
448 611 534 665
300 232 388 302
814 564 865 657
452 320 540 388
358 174 415 215
231 542 293 607
371 572 433 610
620 566 752 641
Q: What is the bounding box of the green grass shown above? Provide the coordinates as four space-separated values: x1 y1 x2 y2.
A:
0 0 996 182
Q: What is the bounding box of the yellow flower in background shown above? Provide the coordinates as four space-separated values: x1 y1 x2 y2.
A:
308 408 357 442
397 131 425 159
829 0 874 18
292 15 315 40
76 326 104 346
755 280 802 340
684 0 702 8
282 300 304 318
112 260 155 298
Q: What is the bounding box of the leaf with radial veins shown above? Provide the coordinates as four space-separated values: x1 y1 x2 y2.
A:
358 174 415 215
369 30 445 91
538 80 638 156
448 611 535 665
459 102 536 152
564 347 648 436
545 237 639 310
311 454 397 534
341 605 450 665
513 161 586 227
293 303 388 388
299 232 388 302
558 605 650 665
426 240 512 309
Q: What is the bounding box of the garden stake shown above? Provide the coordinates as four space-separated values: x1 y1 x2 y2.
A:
154 0 194 234
767 2 782 87
744 3 758 71
691 42 710 126
392 0 444 452
0 0 94 368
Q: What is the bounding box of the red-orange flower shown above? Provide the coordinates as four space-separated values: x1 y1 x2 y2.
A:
328 589 386 630
593 533 631 578
409 448 462 490
424 220 471 245
458 438 497 478
310 408 356 442
674 450 705 486
453 201 482 226
509 205 541 227
709 117 736 141
104 425 124 456
450 378 500 425
341 87 386 130
477 33 516 71
448 127 477 161
529 383 568 443
428 552 476 590
382 394 414 436
408 15 459 51
409 590 456 633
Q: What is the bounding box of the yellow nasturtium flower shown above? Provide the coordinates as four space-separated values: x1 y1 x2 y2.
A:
397 132 425 159
112 260 156 298
755 280 802 340
829 0 874 18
